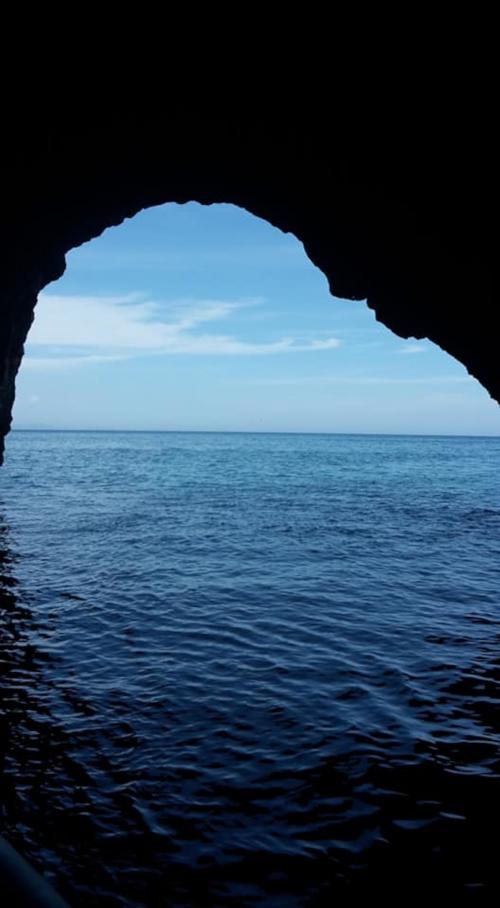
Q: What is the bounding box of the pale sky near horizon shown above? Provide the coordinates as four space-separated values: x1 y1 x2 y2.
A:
12 202 500 435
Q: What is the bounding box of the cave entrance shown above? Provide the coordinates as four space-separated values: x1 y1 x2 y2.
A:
12 202 498 436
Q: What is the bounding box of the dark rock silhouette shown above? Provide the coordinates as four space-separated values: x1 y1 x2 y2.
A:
0 99 497 460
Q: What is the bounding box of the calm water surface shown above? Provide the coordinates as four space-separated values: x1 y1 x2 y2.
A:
1 431 500 905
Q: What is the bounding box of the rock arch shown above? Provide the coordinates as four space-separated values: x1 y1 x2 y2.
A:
0 113 497 460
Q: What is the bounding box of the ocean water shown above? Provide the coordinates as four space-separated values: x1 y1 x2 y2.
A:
1 430 500 906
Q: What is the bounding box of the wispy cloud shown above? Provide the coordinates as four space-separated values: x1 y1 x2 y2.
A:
398 343 429 355
22 354 128 371
24 293 340 369
247 374 472 388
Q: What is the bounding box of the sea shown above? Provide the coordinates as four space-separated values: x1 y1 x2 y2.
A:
1 430 499 906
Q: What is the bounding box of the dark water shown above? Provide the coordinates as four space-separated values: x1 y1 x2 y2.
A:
1 431 500 905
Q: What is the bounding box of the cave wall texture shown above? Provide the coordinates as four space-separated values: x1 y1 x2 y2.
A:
0 104 497 461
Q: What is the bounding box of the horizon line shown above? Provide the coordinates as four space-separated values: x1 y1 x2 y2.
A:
9 428 500 439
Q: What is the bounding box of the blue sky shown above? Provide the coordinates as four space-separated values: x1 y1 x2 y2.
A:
13 202 500 434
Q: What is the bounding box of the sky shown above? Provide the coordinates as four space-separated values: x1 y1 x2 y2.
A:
13 202 500 435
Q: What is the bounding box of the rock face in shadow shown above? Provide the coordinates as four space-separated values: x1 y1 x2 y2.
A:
0 105 497 460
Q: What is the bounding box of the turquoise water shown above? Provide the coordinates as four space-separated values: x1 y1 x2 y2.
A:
1 431 500 905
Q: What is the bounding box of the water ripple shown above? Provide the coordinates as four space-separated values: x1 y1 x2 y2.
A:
1 431 500 905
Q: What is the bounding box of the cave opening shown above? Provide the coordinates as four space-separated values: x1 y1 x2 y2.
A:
11 201 499 438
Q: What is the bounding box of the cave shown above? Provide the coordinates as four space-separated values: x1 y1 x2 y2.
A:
1 106 499 905
0 110 498 462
